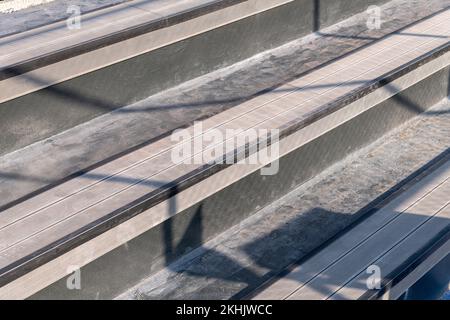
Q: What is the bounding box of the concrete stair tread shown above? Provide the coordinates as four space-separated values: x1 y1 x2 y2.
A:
0 9 449 291
0 0 237 69
0 1 450 297
1 0 447 206
0 1 128 36
116 98 450 300
254 159 450 300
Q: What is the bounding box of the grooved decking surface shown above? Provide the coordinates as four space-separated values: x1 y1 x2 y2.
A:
0 8 449 294
253 159 450 300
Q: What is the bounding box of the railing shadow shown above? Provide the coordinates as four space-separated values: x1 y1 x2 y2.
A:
140 146 450 300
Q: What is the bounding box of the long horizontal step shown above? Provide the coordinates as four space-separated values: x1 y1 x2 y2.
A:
330 215 449 300
3 0 379 157
253 159 450 300
2 0 446 208
116 98 450 301
0 0 293 103
0 9 449 298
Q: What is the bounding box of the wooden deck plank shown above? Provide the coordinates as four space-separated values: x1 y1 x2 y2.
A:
253 160 450 300
0 0 294 104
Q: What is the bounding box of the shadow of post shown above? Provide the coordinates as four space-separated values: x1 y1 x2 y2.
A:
163 185 205 266
313 0 320 32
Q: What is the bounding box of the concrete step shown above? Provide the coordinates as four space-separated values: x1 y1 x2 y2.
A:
0 0 391 156
117 98 450 300
0 1 126 30
0 0 449 300
254 157 450 300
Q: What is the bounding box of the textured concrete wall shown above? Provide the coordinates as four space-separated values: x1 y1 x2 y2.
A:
0 0 389 156
31 66 450 300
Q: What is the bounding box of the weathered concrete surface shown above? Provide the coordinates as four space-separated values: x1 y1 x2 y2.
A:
116 97 450 300
1 0 448 209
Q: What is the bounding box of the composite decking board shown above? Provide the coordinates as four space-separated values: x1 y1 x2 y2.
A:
0 6 445 109
253 160 450 300
1 14 448 233
0 11 449 281
286 180 450 300
378 235 450 300
329 205 450 300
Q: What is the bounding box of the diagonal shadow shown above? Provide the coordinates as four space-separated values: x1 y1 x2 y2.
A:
141 146 450 300
382 80 450 116
2 65 374 115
